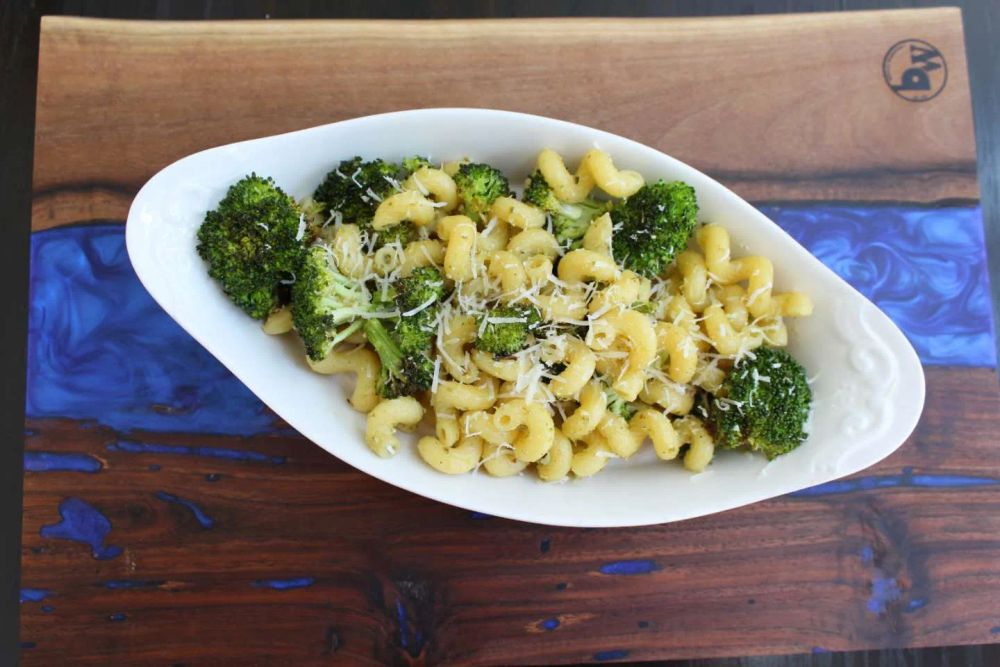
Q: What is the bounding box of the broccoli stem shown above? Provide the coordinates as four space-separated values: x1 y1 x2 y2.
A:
562 200 602 220
326 273 362 299
329 319 364 349
363 319 402 375
318 303 363 321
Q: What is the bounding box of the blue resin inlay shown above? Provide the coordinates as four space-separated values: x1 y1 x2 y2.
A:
20 588 51 603
104 580 164 589
540 618 560 631
867 577 902 614
109 440 284 465
396 600 409 648
599 560 659 575
154 491 215 529
791 470 998 497
26 224 282 435
469 511 494 520
108 613 127 622
40 497 122 559
762 203 996 367
858 540 926 616
594 649 630 661
252 577 315 590
24 452 102 473
22 206 994 453
25 206 992 446
392 599 425 655
41 605 54 614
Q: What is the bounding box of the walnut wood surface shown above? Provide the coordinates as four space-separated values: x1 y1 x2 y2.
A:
22 11 1000 665
32 11 977 232
19 368 1000 665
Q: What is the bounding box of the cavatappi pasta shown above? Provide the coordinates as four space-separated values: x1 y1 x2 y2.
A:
209 149 813 480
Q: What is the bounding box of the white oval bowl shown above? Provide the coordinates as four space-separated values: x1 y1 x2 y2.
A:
126 108 925 527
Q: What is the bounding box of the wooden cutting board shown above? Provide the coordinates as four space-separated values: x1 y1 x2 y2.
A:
21 12 1000 665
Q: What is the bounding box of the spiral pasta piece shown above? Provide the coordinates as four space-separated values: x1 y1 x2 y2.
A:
630 409 680 460
675 416 715 473
493 399 556 463
481 442 529 477
372 190 437 230
490 196 545 229
306 346 381 413
403 167 458 211
571 431 614 477
537 430 573 482
602 310 657 401
696 224 813 319
654 322 698 384
561 381 608 440
537 148 644 202
418 435 483 474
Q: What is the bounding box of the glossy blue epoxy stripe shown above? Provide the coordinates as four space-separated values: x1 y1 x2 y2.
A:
26 224 280 436
24 452 102 473
23 206 995 436
761 204 996 367
154 491 215 529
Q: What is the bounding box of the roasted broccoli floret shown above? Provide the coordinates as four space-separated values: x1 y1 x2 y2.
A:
610 180 698 278
603 383 637 421
401 155 432 175
394 267 446 354
475 304 541 357
397 266 447 312
373 222 417 249
292 246 443 396
453 162 511 220
196 174 308 320
394 316 437 356
291 245 370 361
376 267 446 396
364 267 446 397
363 318 435 399
705 347 812 460
312 157 399 228
522 170 610 247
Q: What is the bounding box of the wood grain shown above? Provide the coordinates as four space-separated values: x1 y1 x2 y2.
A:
31 11 978 232
18 367 1000 665
22 9 1000 665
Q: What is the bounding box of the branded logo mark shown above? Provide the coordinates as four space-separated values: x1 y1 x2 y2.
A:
882 39 947 102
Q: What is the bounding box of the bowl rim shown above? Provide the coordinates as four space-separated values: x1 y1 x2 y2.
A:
126 107 927 527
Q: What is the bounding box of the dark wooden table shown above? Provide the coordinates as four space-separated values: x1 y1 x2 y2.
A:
4 2 1000 666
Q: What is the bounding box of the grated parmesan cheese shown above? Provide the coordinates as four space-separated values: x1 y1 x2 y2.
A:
431 356 442 393
410 172 429 196
402 295 438 317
